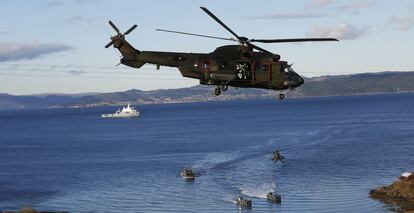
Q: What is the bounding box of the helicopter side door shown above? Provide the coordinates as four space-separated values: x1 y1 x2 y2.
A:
253 62 271 82
270 62 284 88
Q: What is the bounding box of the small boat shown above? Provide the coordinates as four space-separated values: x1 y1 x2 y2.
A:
266 192 281 203
101 104 140 118
235 197 252 208
181 168 196 179
272 150 285 163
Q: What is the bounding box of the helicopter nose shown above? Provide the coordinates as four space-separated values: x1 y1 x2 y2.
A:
291 76 304 87
284 75 305 88
298 76 304 85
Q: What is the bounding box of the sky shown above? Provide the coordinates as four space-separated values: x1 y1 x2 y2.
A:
0 0 413 95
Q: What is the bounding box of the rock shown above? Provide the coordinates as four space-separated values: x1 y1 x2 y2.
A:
20 207 38 213
0 206 68 213
370 178 414 212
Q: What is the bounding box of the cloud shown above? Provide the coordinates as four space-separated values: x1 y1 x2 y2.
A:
389 12 414 31
0 42 73 62
67 70 86 76
250 0 376 21
336 0 376 14
47 0 98 7
67 16 94 24
46 0 64 7
307 23 370 40
247 12 327 20
248 0 376 20
75 0 99 4
305 0 334 10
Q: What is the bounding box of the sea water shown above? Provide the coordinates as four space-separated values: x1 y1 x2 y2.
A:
0 93 413 212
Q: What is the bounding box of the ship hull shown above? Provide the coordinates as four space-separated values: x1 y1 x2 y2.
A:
101 112 140 118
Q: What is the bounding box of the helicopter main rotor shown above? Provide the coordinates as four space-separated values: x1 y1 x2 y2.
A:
156 7 338 55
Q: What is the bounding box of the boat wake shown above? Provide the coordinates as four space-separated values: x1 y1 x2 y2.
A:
191 152 240 171
239 183 276 199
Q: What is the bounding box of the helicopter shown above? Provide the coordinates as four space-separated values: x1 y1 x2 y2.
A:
105 7 338 100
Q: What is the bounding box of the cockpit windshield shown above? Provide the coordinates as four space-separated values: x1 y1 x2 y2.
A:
284 66 294 73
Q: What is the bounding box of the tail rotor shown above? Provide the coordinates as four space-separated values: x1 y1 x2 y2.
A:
124 25 137 36
105 20 137 48
108 20 120 34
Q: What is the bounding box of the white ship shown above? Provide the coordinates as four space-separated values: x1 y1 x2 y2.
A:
101 104 140 118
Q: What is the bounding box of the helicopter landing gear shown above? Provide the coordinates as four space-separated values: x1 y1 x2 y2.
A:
214 87 221 96
278 92 285 100
214 83 228 96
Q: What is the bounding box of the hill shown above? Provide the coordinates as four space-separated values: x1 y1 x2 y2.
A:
295 71 414 97
1 71 414 109
0 93 77 110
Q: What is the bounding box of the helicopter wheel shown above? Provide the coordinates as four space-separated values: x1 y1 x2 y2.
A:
214 87 221 96
278 93 285 100
220 84 228 92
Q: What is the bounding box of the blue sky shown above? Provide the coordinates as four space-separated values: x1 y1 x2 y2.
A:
0 0 413 95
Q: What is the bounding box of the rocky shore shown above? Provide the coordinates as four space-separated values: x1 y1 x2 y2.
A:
370 178 414 212
0 206 68 213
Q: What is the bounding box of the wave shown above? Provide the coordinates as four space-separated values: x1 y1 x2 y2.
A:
191 152 240 171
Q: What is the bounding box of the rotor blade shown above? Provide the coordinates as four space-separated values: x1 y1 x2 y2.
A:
105 40 114 48
250 38 339 43
247 42 274 55
108 20 120 34
200 7 241 41
156 29 237 42
124 24 138 35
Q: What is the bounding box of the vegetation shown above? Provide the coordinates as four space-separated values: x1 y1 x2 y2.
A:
370 178 414 212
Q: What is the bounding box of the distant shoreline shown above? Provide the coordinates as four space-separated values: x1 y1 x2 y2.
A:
1 91 413 111
63 91 414 109
2 70 414 110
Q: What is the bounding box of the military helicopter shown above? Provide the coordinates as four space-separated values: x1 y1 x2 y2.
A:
105 7 338 99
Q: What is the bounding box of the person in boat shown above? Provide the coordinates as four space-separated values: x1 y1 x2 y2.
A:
182 168 195 178
236 196 252 207
267 192 282 203
272 150 285 163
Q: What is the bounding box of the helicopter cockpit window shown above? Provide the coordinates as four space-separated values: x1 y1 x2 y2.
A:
284 66 294 73
203 61 210 69
261 64 268 71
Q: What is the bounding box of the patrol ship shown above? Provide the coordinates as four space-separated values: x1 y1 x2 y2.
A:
101 104 140 118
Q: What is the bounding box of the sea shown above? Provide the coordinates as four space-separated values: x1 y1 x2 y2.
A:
0 93 413 213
